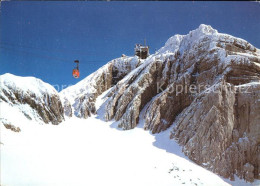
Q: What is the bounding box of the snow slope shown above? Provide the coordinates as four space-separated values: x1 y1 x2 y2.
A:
1 91 258 186
0 118 228 186
0 73 57 98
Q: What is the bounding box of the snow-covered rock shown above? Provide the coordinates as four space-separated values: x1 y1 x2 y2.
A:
0 73 64 127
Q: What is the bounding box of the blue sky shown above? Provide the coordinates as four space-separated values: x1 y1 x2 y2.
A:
1 1 260 91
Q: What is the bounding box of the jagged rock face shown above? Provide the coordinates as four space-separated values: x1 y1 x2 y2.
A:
0 74 64 125
60 56 139 118
105 59 166 129
103 24 260 182
106 24 258 132
170 81 260 182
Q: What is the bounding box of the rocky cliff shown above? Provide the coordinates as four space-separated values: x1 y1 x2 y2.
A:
101 24 260 182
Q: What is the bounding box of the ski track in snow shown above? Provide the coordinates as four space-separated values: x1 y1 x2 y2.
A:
1 91 258 186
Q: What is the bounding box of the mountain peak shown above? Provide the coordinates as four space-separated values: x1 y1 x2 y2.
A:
186 24 218 41
158 24 218 55
196 24 217 34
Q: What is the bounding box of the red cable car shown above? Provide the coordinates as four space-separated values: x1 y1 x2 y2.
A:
72 60 80 78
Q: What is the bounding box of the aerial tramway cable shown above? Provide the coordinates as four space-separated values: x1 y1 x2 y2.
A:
0 42 111 78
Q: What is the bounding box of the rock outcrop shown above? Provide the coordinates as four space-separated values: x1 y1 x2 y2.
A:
3 123 21 132
0 73 64 125
171 81 260 182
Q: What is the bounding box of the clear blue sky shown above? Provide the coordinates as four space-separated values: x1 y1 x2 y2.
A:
1 1 260 91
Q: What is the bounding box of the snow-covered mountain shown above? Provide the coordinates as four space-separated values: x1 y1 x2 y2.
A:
0 73 64 129
102 24 260 182
1 24 260 184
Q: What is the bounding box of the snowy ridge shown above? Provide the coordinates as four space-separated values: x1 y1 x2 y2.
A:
60 24 258 109
0 73 57 99
158 24 257 63
157 34 184 54
157 24 218 55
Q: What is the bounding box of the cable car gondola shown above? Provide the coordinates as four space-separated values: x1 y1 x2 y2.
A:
72 60 80 78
